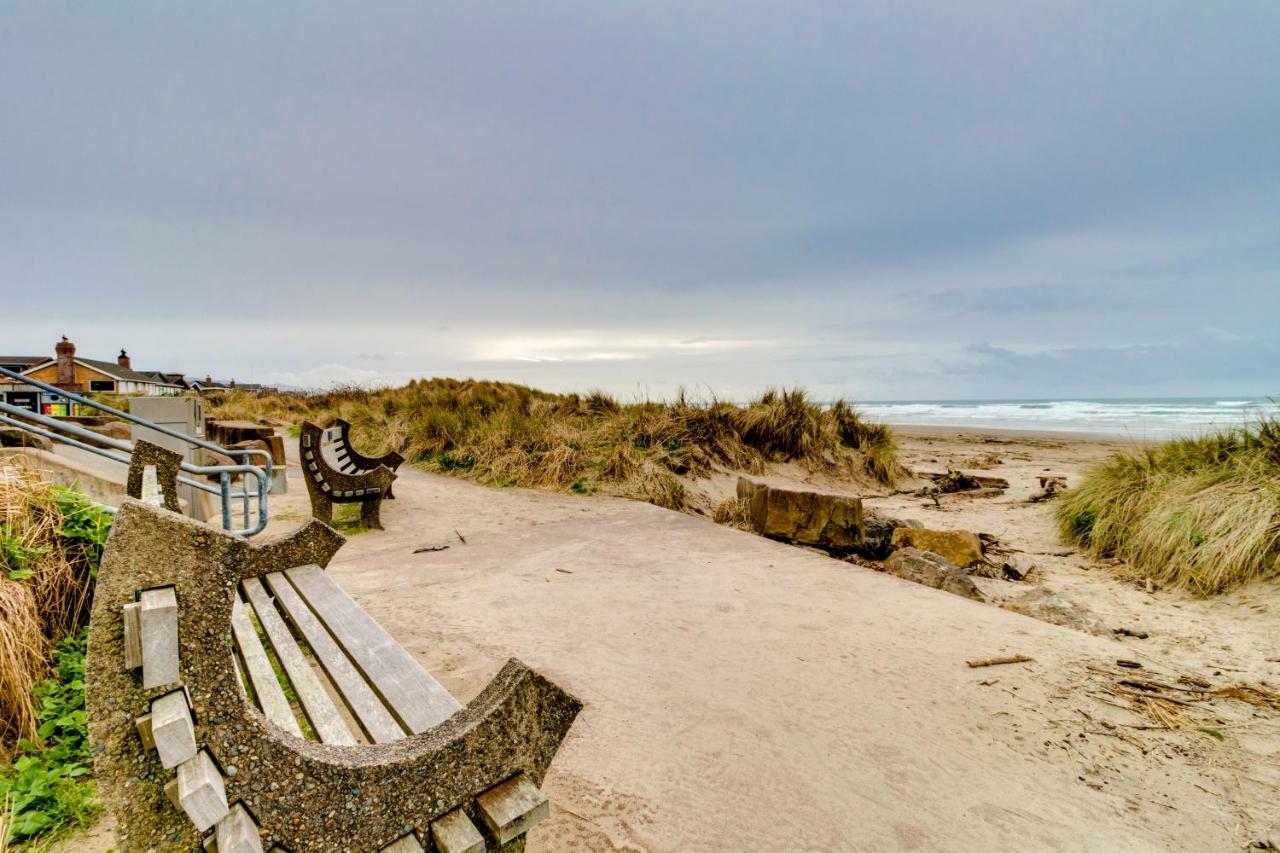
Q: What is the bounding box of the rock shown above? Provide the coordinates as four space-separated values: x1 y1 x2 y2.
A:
1000 586 1107 635
736 477 864 551
884 548 985 601
890 527 984 567
859 513 922 559
1029 475 1068 503
0 427 53 451
1000 554 1036 581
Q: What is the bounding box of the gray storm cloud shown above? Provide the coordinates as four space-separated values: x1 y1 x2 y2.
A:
2 2 1277 399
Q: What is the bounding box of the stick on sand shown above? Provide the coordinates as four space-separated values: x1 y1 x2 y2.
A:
966 655 1033 668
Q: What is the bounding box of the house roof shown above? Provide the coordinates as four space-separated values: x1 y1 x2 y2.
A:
0 356 46 367
22 358 183 387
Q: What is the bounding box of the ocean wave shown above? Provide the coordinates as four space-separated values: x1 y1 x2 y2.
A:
855 398 1266 437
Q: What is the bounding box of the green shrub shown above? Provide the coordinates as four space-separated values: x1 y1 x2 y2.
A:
0 630 98 843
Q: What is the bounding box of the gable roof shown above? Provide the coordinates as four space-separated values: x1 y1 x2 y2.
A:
22 358 183 387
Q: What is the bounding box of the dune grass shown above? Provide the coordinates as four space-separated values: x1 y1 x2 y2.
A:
209 380 900 511
1056 415 1280 595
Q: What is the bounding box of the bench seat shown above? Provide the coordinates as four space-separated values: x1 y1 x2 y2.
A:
88 501 580 852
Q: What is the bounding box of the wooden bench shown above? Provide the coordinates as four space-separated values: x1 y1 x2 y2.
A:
300 421 397 529
88 501 581 852
325 419 404 498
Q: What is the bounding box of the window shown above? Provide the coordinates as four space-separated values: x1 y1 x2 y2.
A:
89 380 116 392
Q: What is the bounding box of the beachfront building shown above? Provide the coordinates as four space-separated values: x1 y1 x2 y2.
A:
1 337 184 414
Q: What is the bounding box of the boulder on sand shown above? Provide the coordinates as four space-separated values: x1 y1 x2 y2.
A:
883 548 985 601
890 527 984 567
736 477 864 551
1000 586 1107 635
860 512 922 559
0 427 53 451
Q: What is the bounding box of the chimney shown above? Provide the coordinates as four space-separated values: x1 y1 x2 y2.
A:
117 348 131 370
205 375 213 385
55 336 77 388
229 378 236 389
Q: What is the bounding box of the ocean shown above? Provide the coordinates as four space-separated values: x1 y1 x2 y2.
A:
857 398 1274 438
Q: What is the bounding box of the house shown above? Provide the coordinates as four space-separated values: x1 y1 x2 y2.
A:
189 376 273 394
0 356 45 374
1 337 184 414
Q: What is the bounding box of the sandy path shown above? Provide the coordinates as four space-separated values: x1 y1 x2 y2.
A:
59 430 1279 851
255 439 1268 851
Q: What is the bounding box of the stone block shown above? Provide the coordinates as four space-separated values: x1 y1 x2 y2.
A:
890 527 983 567
884 548 985 601
737 478 864 551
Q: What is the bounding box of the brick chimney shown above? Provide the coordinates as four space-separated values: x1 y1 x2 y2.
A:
55 336 78 389
117 348 131 370
229 378 236 389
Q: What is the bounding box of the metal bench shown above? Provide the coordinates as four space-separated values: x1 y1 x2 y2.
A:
87 501 581 852
325 419 404 498
300 421 397 529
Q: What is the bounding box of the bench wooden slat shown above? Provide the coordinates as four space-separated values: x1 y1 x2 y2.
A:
284 566 461 733
476 774 550 846
262 571 407 744
241 577 356 745
140 587 180 689
230 600 304 739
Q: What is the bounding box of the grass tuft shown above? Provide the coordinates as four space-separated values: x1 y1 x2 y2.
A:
1056 414 1280 595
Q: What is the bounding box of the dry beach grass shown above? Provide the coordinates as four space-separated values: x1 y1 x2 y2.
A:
0 462 101 751
209 380 902 511
1056 414 1280 595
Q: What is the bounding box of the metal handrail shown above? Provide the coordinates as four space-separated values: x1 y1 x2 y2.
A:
0 365 272 481
0 367 272 536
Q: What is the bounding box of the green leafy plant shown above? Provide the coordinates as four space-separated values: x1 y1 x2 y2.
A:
0 630 98 844
0 529 47 582
48 489 113 578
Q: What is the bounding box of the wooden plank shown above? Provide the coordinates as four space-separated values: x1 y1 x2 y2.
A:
164 777 181 811
135 714 155 750
122 602 142 670
262 572 405 743
150 690 197 769
229 600 304 739
240 577 355 746
177 750 229 832
140 587 180 689
380 833 425 852
430 809 485 853
216 803 264 853
284 566 461 733
476 774 550 846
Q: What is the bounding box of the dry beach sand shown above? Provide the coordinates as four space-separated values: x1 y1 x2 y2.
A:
58 427 1279 852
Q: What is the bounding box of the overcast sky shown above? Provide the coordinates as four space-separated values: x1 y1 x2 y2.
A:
3 2 1277 400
